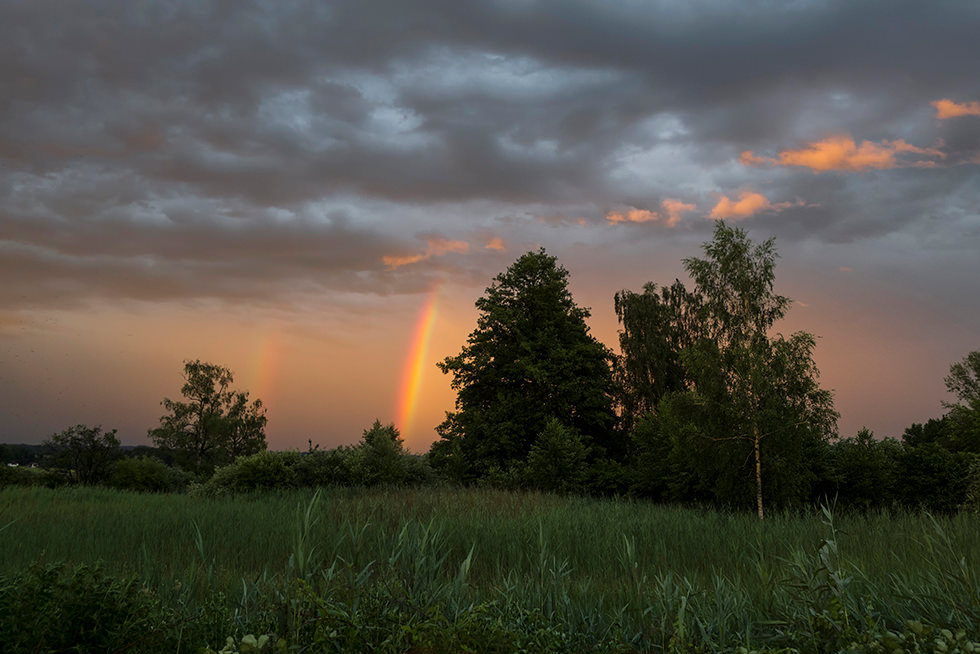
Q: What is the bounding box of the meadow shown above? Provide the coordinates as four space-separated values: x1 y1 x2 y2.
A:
2 486 979 653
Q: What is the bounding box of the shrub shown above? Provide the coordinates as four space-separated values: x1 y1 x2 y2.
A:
0 562 174 654
0 464 60 488
525 418 589 494
109 456 189 493
203 451 297 495
293 447 355 487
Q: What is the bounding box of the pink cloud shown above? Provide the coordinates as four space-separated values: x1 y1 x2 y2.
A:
709 191 806 220
606 198 695 227
932 98 980 120
741 135 945 172
383 237 469 269
709 191 771 220
484 236 506 251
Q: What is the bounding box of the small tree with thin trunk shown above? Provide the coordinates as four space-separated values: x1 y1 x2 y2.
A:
682 222 837 518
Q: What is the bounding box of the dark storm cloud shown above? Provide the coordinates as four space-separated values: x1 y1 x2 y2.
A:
1 0 978 312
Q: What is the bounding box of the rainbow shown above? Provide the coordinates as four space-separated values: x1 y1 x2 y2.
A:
246 322 283 408
395 284 441 443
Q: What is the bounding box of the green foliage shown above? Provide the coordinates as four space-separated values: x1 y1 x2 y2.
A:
352 420 429 486
203 450 297 495
293 447 355 487
945 351 980 453
108 456 191 493
4 487 980 651
614 280 700 434
903 416 952 448
434 249 618 479
42 423 122 485
525 418 589 494
896 444 974 512
829 428 900 510
625 222 837 517
0 562 173 654
196 424 433 495
0 463 59 488
149 360 267 474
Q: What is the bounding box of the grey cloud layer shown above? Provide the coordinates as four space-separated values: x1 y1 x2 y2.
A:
2 0 978 311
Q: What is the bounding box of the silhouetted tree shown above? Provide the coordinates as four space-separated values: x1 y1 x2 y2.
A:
902 417 951 449
830 428 899 510
433 249 618 479
149 360 266 474
944 351 980 452
614 280 700 434
43 424 121 485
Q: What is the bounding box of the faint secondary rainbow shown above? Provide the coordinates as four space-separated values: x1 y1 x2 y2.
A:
246 322 283 409
396 284 442 444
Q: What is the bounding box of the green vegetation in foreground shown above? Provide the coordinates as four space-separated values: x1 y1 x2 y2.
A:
3 486 980 653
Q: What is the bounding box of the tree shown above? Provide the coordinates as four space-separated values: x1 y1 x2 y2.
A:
680 222 837 518
149 360 267 474
525 418 589 494
614 280 700 434
902 417 951 448
433 249 618 479
830 428 899 510
43 424 121 485
944 351 980 452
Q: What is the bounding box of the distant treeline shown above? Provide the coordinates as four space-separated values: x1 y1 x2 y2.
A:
4 223 979 515
2 409 978 515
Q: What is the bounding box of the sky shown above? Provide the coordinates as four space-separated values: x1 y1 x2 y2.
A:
2 0 979 452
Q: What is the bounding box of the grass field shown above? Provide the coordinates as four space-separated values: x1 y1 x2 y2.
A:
2 486 979 652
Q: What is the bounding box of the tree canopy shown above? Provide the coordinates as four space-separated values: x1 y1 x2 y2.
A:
431 249 618 479
622 222 837 516
944 351 980 452
614 280 700 434
42 424 121 485
149 360 267 473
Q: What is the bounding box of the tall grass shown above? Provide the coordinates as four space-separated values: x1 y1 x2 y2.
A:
2 486 979 651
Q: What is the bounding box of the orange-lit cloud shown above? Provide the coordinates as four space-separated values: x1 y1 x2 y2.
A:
741 135 945 172
484 236 506 251
383 237 469 269
932 98 980 120
662 199 697 224
709 191 805 220
606 198 695 227
426 237 469 256
710 191 770 219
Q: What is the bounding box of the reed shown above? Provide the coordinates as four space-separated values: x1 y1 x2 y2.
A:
2 486 979 651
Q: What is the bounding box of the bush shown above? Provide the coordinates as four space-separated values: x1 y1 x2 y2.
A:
351 421 436 486
293 447 355 487
0 464 60 488
202 451 297 495
0 562 174 654
525 418 589 494
109 456 190 493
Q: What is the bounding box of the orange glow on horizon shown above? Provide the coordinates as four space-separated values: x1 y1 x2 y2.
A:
395 284 441 446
